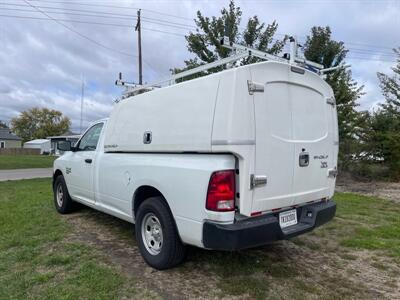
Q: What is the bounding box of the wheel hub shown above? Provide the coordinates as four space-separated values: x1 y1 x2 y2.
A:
141 213 163 255
56 184 64 207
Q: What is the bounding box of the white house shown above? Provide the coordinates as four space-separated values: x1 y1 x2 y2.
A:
24 139 51 154
47 131 81 155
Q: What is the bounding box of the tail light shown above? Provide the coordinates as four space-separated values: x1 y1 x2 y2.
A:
206 170 235 212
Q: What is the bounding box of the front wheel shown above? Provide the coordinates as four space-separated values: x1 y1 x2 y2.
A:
53 175 75 214
136 196 186 269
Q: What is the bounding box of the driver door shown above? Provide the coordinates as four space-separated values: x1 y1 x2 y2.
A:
66 122 103 206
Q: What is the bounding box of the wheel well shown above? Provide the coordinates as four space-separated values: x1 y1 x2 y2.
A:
132 185 183 243
133 185 164 217
53 169 63 187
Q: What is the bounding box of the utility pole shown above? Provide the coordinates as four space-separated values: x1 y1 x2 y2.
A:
80 75 84 134
135 9 143 85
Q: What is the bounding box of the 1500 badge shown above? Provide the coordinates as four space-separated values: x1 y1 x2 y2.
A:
66 167 71 174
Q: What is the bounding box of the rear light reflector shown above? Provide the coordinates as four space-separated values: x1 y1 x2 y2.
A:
206 170 235 212
251 211 262 217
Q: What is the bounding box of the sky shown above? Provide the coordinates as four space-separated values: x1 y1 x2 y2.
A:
0 0 399 133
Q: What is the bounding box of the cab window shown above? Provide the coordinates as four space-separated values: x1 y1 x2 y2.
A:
77 123 103 151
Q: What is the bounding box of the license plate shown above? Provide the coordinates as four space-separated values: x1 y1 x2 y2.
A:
279 209 297 228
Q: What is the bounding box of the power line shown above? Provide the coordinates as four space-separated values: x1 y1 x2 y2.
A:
27 0 141 11
21 0 136 58
0 10 395 64
347 56 397 63
0 2 137 18
3 11 393 58
0 5 196 30
4 2 396 52
18 1 162 78
0 14 187 37
142 27 186 38
349 50 396 58
1 8 394 57
26 0 396 51
1 2 195 27
0 13 134 28
277 33 395 51
28 0 196 21
0 7 395 56
0 6 135 21
0 3 197 29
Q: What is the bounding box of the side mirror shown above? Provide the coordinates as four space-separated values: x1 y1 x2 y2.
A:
57 141 73 152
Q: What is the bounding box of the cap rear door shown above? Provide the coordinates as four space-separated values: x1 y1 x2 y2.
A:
251 64 336 214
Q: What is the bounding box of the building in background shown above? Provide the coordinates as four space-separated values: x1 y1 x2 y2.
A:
23 139 51 154
0 128 22 149
47 131 81 155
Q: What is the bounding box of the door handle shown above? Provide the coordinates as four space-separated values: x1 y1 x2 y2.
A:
84 158 92 164
250 174 267 189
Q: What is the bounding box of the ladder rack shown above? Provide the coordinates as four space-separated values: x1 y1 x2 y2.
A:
116 35 349 100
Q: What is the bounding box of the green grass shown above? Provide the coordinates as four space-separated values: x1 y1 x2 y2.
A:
183 192 400 299
334 193 400 258
1 178 399 299
0 179 140 299
0 155 56 169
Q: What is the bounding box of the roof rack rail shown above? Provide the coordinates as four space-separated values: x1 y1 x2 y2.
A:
116 35 350 100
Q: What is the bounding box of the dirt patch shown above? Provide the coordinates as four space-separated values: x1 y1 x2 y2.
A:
64 210 231 300
336 173 400 203
62 206 399 299
297 233 400 299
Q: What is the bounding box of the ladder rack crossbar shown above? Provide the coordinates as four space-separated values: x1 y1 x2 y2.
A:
120 51 249 96
117 35 350 99
221 41 288 63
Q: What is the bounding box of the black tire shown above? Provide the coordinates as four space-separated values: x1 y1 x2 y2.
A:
135 196 186 270
53 175 75 214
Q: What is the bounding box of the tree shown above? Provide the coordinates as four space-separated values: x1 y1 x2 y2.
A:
366 110 400 177
366 48 400 178
303 26 364 170
377 48 400 114
11 107 70 142
0 120 7 128
173 0 287 80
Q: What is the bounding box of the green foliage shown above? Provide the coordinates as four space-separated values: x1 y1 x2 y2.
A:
378 48 400 114
363 51 400 178
10 107 70 143
303 26 364 170
345 161 390 180
173 0 287 81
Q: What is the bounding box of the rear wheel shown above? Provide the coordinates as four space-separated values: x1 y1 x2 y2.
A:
136 196 186 269
53 175 74 214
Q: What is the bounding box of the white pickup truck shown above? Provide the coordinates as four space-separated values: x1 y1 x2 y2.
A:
53 60 338 270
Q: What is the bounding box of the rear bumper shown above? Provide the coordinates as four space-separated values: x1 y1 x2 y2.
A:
202 200 336 251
